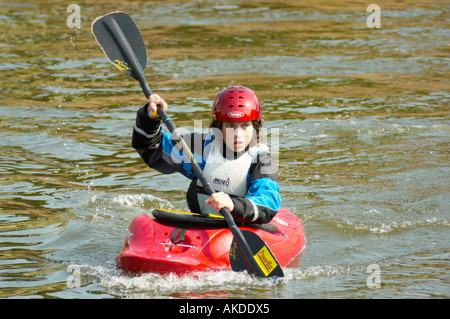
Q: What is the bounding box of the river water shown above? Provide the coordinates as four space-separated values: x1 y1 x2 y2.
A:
1 0 448 299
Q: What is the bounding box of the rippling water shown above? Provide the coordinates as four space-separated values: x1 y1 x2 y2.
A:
1 1 449 299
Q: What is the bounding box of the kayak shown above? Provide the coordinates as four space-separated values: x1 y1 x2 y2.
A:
116 208 306 275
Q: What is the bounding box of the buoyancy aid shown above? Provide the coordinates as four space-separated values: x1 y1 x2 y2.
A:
197 139 267 216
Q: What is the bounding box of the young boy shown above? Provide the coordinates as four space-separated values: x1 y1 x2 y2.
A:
132 86 280 223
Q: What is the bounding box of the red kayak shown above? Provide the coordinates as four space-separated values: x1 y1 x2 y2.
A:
116 208 305 275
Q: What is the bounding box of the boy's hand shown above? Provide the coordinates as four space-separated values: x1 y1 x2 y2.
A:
205 192 234 212
147 94 168 119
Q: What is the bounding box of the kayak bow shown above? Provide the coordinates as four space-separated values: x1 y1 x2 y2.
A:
116 208 305 275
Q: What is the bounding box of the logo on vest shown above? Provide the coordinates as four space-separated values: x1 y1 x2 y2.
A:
213 177 230 188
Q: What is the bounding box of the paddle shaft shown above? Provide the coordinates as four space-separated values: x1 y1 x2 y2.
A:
156 106 264 276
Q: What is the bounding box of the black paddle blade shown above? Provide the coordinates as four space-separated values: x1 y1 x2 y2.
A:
230 230 284 278
92 12 147 80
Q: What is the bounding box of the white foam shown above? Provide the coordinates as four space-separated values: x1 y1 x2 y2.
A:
69 264 284 298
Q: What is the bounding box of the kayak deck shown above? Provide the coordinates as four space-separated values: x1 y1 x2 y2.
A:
116 208 305 275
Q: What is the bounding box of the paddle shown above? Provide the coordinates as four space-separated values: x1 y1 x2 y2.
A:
91 12 283 278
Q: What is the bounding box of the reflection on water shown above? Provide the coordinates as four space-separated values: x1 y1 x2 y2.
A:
0 0 449 298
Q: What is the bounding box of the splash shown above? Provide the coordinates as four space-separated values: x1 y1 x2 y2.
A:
66 264 283 298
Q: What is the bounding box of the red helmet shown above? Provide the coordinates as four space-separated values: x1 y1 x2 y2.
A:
212 86 261 122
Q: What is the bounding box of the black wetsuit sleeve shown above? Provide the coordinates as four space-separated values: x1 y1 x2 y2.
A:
132 104 208 178
131 104 179 174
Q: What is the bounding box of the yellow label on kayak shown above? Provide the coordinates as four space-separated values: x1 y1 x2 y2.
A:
254 246 276 276
229 241 238 261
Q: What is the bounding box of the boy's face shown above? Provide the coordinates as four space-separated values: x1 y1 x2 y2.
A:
222 121 254 152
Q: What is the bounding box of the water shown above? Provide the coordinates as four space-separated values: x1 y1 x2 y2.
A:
1 0 449 299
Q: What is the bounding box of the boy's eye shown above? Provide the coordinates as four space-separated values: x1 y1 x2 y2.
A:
224 122 251 129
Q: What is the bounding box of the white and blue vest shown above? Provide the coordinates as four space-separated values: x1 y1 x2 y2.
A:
197 139 268 216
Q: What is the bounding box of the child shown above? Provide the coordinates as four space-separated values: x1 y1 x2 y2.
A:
132 86 280 223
